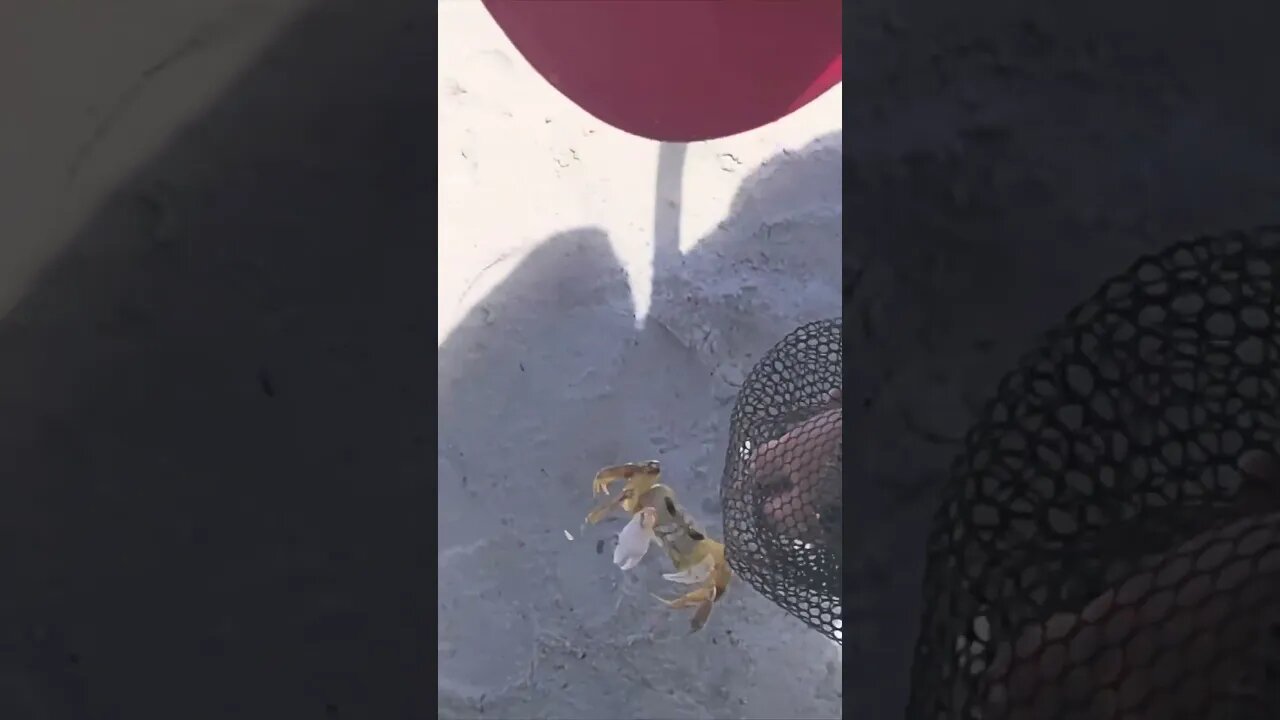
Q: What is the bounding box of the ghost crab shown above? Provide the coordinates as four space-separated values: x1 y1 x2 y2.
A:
585 461 732 633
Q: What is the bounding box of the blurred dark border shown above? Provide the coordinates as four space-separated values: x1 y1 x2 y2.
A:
1 4 432 717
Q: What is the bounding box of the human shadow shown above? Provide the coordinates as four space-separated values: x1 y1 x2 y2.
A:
0 4 433 718
437 133 841 719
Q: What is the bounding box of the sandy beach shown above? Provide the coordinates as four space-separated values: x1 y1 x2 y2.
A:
443 1 1280 717
438 3 843 719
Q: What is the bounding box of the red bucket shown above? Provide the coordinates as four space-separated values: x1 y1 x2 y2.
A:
481 0 842 142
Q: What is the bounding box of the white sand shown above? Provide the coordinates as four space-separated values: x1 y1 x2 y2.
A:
437 3 842 719
439 3 1280 716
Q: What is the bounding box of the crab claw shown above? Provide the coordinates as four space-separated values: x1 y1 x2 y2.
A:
592 461 661 497
614 507 659 570
585 493 624 525
588 462 666 521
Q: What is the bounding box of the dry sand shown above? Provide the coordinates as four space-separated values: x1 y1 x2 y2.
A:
438 3 842 720
449 1 1280 718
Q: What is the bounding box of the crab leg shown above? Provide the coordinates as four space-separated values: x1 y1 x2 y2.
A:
653 585 718 633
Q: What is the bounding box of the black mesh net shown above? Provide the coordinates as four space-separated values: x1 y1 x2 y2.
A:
907 227 1280 719
721 318 843 643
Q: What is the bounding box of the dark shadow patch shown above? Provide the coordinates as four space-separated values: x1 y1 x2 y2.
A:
0 4 433 717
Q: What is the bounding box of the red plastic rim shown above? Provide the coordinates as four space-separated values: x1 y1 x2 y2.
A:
480 0 842 142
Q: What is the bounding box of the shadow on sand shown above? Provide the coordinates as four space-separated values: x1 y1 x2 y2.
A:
437 133 841 719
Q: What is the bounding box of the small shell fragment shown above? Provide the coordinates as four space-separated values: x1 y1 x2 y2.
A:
563 529 575 541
